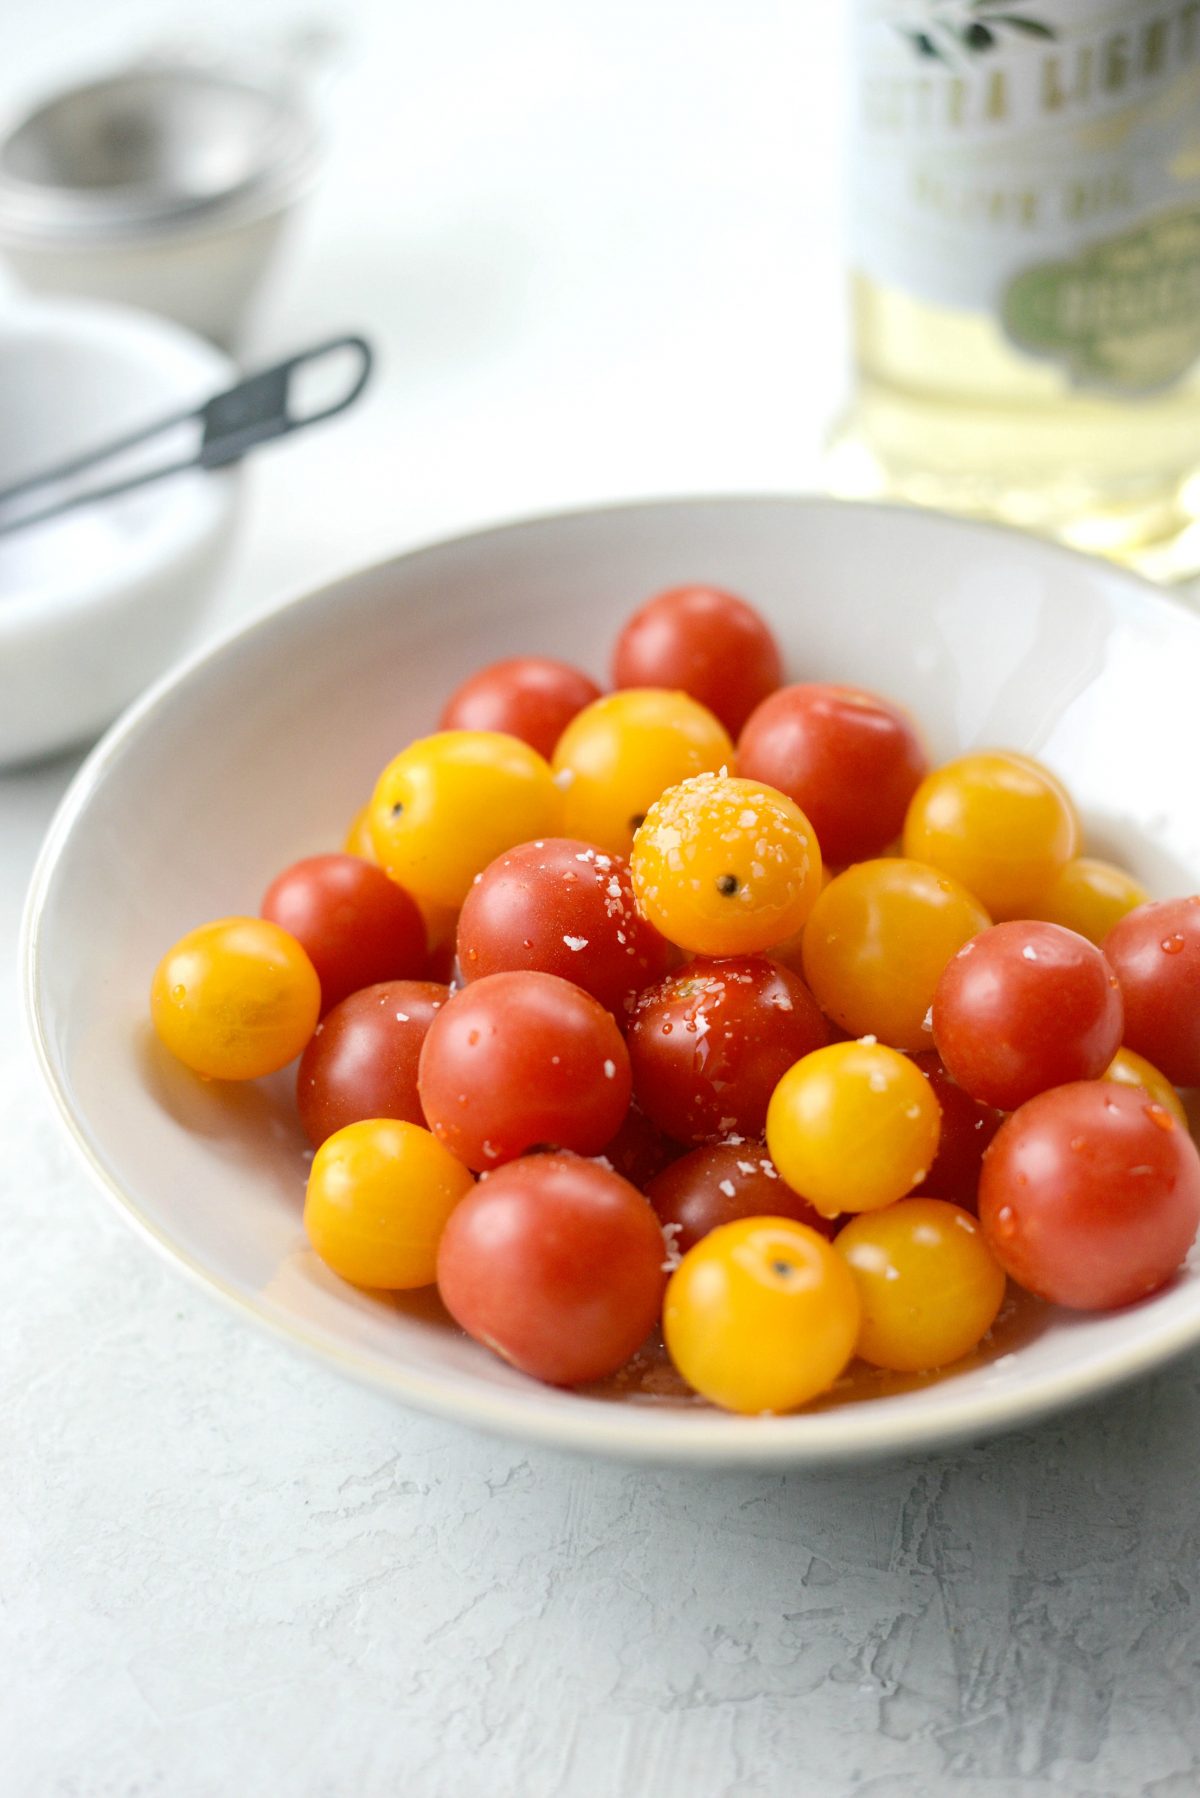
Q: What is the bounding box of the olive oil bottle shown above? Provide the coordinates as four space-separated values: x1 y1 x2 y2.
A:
827 0 1200 579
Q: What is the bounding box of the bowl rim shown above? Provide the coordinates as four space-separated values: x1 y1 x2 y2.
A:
21 492 1200 1465
0 296 240 633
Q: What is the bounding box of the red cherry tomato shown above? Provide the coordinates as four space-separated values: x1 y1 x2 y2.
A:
439 656 601 761
626 957 828 1145
612 585 783 738
597 1103 683 1189
646 1140 834 1254
979 1081 1200 1309
457 838 670 1016
932 920 1124 1112
296 979 449 1148
1103 897 1200 1089
910 1051 1004 1212
436 1154 667 1384
261 853 426 1013
736 683 927 867
417 970 631 1170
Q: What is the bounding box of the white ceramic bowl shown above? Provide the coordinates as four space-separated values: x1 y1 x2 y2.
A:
22 497 1200 1466
0 298 242 766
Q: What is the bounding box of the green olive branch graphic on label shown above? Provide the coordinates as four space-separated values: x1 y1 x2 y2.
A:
895 0 1056 63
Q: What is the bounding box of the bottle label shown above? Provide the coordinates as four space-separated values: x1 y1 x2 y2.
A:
849 0 1200 390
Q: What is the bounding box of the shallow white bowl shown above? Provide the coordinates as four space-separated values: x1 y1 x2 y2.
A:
0 297 241 765
22 497 1200 1465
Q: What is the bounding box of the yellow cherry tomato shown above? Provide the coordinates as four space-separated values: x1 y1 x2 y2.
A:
1104 1046 1188 1125
151 916 320 1080
835 1198 1006 1372
902 750 1081 921
766 1041 941 1218
368 730 561 908
304 1117 474 1289
1030 855 1149 946
663 1217 861 1414
631 772 822 956
551 688 733 860
343 804 378 862
801 858 990 1051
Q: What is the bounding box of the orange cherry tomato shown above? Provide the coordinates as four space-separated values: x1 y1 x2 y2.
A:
835 1198 1006 1371
663 1217 860 1413
304 1117 474 1289
151 916 320 1080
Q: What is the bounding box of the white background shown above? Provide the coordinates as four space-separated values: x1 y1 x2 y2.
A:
3 4 1200 1794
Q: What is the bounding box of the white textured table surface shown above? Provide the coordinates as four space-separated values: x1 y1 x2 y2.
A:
4 5 1200 1794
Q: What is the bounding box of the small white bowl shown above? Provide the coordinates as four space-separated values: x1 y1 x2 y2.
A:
0 67 318 348
0 298 241 765
22 497 1200 1466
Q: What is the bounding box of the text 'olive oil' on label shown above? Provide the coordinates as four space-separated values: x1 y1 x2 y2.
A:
850 0 1200 391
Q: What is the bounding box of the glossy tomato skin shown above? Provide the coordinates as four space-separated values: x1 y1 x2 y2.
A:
910 1051 1004 1211
626 957 828 1145
261 853 426 1013
457 838 670 1015
417 970 631 1170
737 684 927 867
296 979 450 1147
436 1154 667 1385
631 773 822 958
801 858 990 1051
647 1140 834 1254
612 585 783 738
1103 897 1200 1088
597 1103 683 1189
835 1199 1006 1371
438 656 601 760
151 917 321 1081
663 1218 860 1414
978 1081 1200 1309
932 920 1124 1112
305 1118 473 1290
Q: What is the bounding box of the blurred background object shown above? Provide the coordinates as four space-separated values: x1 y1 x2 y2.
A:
828 0 1200 582
0 63 320 348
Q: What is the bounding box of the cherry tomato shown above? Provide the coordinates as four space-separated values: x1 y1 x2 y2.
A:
343 806 377 861
903 750 1080 921
835 1199 1006 1371
1031 856 1149 946
436 1154 667 1385
457 837 670 1014
626 957 828 1145
647 1140 834 1254
979 1081 1200 1309
631 772 822 957
261 853 426 1014
766 1041 941 1218
418 970 631 1170
304 1118 473 1289
597 1103 683 1189
737 683 927 866
932 920 1124 1112
296 979 450 1147
369 730 562 908
663 1218 861 1413
551 689 732 860
910 1051 1004 1210
612 585 783 738
438 656 601 760
151 917 320 1080
1104 1046 1188 1126
801 858 990 1051
1103 897 1200 1088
